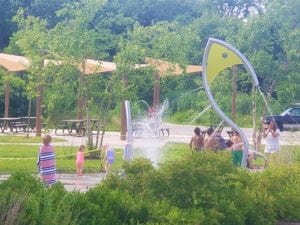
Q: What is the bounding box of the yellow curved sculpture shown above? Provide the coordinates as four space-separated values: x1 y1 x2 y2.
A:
202 38 259 167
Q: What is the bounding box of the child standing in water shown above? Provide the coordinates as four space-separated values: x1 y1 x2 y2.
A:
104 145 115 175
37 134 56 186
76 145 85 176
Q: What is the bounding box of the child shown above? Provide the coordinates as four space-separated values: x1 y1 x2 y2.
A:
204 127 217 151
189 127 204 151
76 145 85 176
231 131 244 166
37 134 56 186
124 142 133 161
104 145 115 175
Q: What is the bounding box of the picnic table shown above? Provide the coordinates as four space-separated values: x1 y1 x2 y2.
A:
131 121 170 137
0 117 28 133
20 117 36 131
55 119 101 136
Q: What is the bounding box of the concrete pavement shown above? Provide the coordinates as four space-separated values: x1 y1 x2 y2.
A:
49 122 300 148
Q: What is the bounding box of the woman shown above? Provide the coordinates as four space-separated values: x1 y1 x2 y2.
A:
263 121 280 154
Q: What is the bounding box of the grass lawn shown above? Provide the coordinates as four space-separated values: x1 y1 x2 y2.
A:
0 137 299 174
0 144 122 174
0 135 66 143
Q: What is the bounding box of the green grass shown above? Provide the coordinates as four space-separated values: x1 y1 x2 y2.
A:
162 142 191 162
0 141 299 174
0 143 129 174
0 135 66 143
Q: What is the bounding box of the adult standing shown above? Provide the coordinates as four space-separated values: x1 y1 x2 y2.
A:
263 121 280 154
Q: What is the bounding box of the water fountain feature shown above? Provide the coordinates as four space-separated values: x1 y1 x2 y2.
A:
202 38 260 167
258 87 275 117
188 105 212 125
125 99 170 165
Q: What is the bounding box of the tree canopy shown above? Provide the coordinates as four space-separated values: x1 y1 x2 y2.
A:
0 0 299 126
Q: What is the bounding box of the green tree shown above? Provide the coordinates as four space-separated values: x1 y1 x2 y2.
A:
9 9 50 136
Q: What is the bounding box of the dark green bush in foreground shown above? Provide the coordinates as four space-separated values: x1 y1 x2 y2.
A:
0 152 299 225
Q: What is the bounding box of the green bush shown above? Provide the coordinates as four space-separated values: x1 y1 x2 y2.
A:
258 164 300 221
0 152 299 224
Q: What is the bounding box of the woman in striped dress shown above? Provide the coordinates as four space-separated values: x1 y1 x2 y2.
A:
37 134 56 186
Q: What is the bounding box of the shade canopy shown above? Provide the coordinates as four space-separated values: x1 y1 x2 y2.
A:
79 59 116 74
0 53 30 72
145 57 202 77
44 58 116 74
1 53 202 76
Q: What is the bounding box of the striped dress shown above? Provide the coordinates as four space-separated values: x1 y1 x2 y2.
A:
37 145 56 186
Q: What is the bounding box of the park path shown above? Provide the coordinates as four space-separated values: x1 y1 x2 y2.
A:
47 122 300 148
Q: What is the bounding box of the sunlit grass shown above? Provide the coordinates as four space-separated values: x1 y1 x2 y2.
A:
0 141 299 174
0 135 65 143
0 143 128 174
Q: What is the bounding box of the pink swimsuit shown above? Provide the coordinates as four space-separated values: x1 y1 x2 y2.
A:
76 151 84 165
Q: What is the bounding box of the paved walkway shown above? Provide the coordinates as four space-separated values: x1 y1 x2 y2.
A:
50 122 300 148
0 173 106 192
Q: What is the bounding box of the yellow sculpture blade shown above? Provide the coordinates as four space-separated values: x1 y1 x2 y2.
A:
207 43 243 84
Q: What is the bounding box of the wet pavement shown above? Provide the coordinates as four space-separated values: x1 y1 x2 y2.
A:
0 173 106 192
57 173 106 192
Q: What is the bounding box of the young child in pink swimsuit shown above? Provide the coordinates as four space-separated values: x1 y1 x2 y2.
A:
76 145 85 176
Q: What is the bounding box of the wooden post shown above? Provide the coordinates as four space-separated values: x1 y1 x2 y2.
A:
35 85 43 137
4 80 10 118
120 76 128 140
153 73 160 107
232 66 237 121
252 86 257 151
77 59 87 120
77 94 84 120
120 101 127 140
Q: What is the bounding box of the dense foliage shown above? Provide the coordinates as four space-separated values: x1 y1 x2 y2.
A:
0 0 299 127
1 152 299 224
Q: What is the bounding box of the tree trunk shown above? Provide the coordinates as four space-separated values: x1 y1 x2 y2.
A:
77 72 85 120
4 80 10 118
35 85 43 137
153 73 160 107
232 66 237 121
252 86 257 151
120 75 128 140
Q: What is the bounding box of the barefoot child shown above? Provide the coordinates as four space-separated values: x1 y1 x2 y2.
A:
231 131 244 166
104 145 115 175
190 127 204 151
37 134 56 186
76 145 85 176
